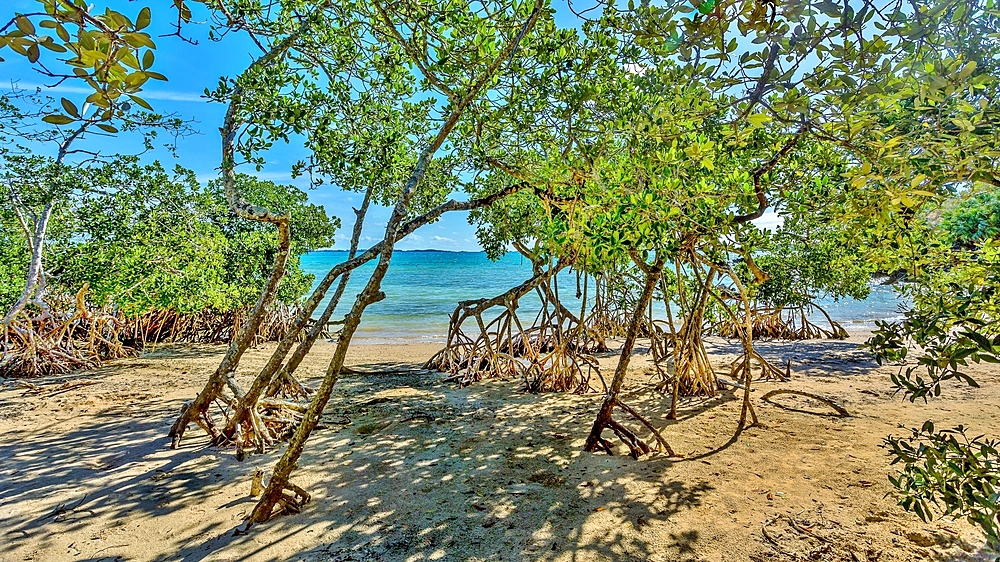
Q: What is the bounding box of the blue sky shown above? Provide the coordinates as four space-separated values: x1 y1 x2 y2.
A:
3 1 781 250
3 0 492 251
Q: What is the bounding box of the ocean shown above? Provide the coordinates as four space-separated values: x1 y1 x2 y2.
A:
300 250 908 343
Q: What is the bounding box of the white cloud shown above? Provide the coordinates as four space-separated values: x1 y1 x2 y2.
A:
10 82 207 103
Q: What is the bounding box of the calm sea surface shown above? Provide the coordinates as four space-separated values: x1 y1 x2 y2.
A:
300 250 908 343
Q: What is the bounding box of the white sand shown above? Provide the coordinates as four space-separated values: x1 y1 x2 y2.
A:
1 331 996 561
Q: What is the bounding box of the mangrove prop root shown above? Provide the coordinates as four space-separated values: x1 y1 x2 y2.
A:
714 304 849 341
244 479 311 525
670 268 719 398
426 262 603 393
607 418 651 459
760 389 851 417
0 300 138 379
616 400 675 456
730 350 788 382
585 255 664 455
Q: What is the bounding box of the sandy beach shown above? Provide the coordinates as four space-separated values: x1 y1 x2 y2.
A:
1 330 996 561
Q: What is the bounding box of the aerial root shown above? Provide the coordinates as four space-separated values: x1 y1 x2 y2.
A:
170 400 220 449
427 323 600 393
715 305 849 341
275 481 311 515
427 269 606 393
606 419 651 458
616 401 675 456
266 371 315 400
730 350 788 382
760 389 850 417
239 476 311 533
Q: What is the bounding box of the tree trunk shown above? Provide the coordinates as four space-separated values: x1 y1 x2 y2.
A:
1 203 53 325
241 0 546 523
221 185 374 442
584 254 664 453
169 220 291 447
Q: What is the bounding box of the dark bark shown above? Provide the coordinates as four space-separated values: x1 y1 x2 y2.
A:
584 254 664 454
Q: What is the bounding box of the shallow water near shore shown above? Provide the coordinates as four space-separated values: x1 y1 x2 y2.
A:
301 250 908 343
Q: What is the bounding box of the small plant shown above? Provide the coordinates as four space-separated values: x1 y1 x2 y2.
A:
886 422 999 552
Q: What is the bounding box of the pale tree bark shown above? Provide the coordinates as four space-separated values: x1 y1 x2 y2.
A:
168 27 307 448
1 117 92 326
245 0 546 524
167 175 530 447
1 202 53 326
695 256 759 429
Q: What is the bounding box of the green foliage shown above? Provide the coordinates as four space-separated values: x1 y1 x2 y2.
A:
886 423 999 552
200 174 338 309
747 216 874 309
0 215 30 307
870 241 1000 401
0 155 337 315
941 188 1000 248
869 209 999 553
1 0 164 115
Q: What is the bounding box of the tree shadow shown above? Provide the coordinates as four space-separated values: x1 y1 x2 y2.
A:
704 336 881 378
158 369 715 561
4 345 990 561
0 403 237 558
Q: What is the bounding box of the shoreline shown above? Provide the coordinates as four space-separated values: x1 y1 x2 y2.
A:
337 325 884 346
2 330 994 561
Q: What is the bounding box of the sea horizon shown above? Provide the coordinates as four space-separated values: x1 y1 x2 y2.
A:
300 250 910 344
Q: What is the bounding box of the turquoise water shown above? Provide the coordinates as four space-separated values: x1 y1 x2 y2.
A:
300 250 908 343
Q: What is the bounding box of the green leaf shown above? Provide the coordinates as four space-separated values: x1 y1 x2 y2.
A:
61 97 80 118
128 95 153 111
124 33 156 49
956 61 977 82
39 40 67 53
15 15 35 36
42 113 74 125
96 123 119 133
136 7 151 30
747 114 770 127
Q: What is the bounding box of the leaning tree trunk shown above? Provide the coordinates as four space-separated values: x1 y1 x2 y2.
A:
244 1 546 523
167 28 304 448
584 253 670 458
246 142 438 523
265 184 374 395
219 184 374 449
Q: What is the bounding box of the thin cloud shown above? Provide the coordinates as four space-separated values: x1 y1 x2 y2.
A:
10 82 207 103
